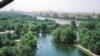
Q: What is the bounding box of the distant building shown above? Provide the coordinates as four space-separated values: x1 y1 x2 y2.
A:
91 13 98 19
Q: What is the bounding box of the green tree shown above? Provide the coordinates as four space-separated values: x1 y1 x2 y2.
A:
60 27 76 43
79 22 100 55
52 27 62 41
52 26 76 43
71 21 76 30
20 32 37 56
1 46 16 56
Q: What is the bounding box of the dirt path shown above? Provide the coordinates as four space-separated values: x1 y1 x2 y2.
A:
15 39 20 43
0 30 14 34
75 45 98 56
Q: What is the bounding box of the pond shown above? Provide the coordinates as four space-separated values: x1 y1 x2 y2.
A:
36 33 87 56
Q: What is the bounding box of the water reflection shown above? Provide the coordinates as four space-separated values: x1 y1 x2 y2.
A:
52 41 87 56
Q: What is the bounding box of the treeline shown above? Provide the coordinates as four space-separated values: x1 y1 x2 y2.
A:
79 22 100 55
0 12 59 56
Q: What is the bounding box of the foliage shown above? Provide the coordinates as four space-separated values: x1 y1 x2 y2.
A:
71 21 76 30
79 22 100 55
21 32 36 47
52 25 76 43
0 46 16 56
18 32 37 56
0 33 16 47
0 11 59 56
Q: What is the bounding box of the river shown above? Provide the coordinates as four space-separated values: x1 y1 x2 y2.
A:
35 17 87 56
36 33 87 56
37 17 81 26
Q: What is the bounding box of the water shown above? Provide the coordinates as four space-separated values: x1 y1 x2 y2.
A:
36 33 87 56
37 17 81 26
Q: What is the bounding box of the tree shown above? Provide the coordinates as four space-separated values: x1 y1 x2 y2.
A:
14 23 23 39
20 32 37 56
52 26 76 43
21 32 36 47
60 27 76 43
1 46 16 56
79 22 100 55
71 21 76 30
40 23 47 32
19 45 35 56
21 24 29 35
52 27 62 41
79 22 96 30
0 33 16 47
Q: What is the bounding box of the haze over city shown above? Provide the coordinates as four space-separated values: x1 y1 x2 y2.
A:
0 0 100 13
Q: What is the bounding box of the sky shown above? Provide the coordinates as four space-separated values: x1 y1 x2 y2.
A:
0 0 100 13
0 0 3 2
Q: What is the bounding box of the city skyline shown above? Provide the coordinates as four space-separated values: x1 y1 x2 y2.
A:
0 0 100 13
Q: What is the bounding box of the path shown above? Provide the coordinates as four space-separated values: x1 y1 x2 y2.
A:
75 45 98 56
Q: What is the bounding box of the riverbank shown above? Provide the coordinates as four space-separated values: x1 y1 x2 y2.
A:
74 45 98 56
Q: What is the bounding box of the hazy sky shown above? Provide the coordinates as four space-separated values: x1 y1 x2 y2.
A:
0 0 100 13
0 0 3 2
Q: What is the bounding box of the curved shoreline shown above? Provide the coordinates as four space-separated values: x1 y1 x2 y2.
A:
74 44 99 56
